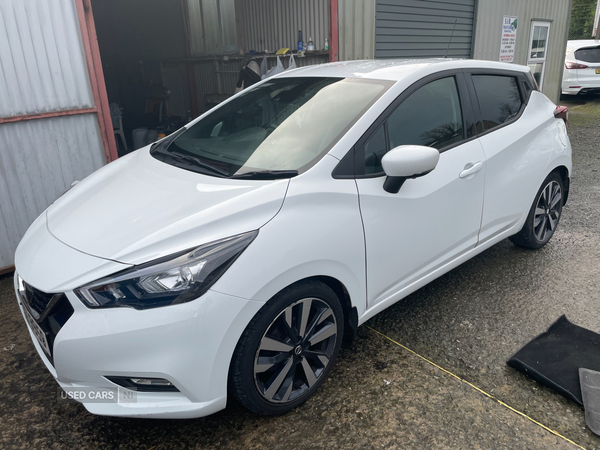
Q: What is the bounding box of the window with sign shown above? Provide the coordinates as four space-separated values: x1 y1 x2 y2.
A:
527 21 551 89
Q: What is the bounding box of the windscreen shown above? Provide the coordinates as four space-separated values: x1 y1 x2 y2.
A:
152 77 390 178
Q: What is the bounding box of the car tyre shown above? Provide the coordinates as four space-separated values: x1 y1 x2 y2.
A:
509 171 564 249
229 280 344 415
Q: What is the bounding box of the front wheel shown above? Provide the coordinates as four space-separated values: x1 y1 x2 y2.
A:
229 280 344 415
510 172 564 249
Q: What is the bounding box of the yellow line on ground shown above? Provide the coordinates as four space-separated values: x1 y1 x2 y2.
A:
367 326 587 450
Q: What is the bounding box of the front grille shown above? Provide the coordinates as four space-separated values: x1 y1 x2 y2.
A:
21 282 74 366
24 282 57 315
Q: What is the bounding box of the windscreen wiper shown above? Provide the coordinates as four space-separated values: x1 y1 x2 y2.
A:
168 152 230 177
231 170 299 180
150 129 230 178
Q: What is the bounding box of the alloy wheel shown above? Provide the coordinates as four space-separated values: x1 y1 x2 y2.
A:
533 180 562 243
253 297 338 404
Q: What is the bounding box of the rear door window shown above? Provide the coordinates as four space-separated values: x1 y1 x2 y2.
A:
575 47 600 63
472 75 523 132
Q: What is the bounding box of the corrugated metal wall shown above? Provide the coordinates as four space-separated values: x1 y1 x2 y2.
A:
240 0 329 52
0 0 95 117
0 0 106 268
187 0 330 110
187 0 238 55
0 116 105 268
375 0 476 59
473 0 571 103
338 0 376 60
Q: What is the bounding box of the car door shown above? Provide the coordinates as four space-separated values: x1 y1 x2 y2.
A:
354 72 487 308
464 71 539 244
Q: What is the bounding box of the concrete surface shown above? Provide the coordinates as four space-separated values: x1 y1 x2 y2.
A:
1 94 600 449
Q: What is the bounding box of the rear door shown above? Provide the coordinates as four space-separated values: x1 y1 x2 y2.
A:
574 45 600 86
466 70 544 244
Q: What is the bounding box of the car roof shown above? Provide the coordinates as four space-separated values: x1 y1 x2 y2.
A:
567 40 600 50
277 58 529 82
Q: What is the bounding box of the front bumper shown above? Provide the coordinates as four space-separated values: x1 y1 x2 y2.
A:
15 275 263 419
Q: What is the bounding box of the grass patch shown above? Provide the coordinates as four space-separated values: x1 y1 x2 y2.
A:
567 101 600 128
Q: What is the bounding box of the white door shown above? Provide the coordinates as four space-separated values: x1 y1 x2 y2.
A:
527 21 551 88
467 73 540 244
355 76 486 308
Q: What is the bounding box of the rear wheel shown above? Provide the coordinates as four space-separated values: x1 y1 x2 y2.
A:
229 280 344 415
510 172 564 249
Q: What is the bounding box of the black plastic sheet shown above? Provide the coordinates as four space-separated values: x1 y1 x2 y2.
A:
507 315 600 405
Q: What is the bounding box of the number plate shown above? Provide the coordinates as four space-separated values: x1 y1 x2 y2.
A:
596 69 600 74
23 306 51 356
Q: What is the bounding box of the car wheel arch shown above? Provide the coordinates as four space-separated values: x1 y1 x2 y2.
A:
224 275 358 398
551 165 570 206
235 275 358 355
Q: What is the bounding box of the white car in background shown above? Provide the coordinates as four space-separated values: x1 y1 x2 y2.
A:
14 59 571 419
562 40 600 95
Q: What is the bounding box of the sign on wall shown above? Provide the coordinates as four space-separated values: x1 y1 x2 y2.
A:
499 16 518 62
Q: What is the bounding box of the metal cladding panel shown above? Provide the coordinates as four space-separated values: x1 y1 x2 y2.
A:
194 61 219 108
375 0 475 59
0 0 94 117
187 0 205 53
0 114 105 267
473 0 571 104
240 0 329 53
187 0 238 55
339 0 376 61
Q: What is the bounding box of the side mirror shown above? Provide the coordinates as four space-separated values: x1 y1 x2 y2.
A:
381 145 440 193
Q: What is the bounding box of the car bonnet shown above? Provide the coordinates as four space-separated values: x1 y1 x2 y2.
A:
46 148 289 265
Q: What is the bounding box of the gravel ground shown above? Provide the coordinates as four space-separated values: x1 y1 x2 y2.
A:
1 94 599 449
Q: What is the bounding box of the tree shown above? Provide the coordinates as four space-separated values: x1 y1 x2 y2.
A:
569 0 598 40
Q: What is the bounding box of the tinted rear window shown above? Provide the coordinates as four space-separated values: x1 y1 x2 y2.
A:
575 47 600 63
472 75 523 132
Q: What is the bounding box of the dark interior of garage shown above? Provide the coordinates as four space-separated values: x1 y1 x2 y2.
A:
90 0 331 156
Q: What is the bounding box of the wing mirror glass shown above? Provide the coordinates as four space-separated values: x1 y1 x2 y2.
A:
381 145 440 193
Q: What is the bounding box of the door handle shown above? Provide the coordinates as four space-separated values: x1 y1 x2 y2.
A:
459 161 483 179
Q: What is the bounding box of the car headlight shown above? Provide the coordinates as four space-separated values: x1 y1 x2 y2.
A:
74 231 257 310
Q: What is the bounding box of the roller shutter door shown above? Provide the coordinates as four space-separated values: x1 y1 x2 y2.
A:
375 0 476 59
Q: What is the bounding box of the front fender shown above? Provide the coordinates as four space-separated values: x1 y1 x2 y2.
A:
210 155 367 318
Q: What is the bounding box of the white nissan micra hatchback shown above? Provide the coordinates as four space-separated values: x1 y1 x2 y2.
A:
15 59 571 418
